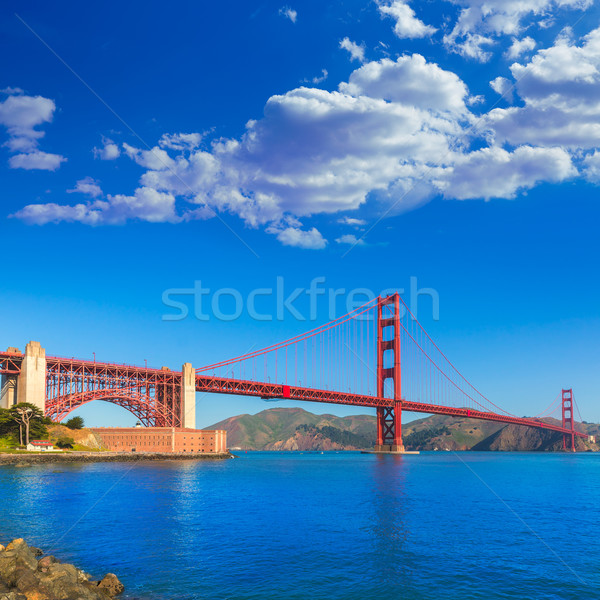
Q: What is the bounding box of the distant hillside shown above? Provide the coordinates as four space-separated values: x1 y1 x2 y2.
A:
208 408 599 452
208 408 375 451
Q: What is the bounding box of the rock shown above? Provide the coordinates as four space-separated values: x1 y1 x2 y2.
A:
96 574 124 597
4 540 38 572
0 541 122 600
0 539 38 587
28 550 42 559
14 567 44 598
35 557 57 573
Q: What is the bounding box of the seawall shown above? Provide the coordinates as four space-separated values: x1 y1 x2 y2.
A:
0 451 233 464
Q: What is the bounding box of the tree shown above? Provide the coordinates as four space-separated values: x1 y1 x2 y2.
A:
65 416 84 430
9 403 48 446
56 436 75 449
0 408 13 434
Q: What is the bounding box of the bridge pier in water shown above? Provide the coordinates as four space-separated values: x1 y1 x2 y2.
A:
374 294 413 453
562 388 576 452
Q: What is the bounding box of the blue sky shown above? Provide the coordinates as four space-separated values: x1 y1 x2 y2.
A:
1 0 599 427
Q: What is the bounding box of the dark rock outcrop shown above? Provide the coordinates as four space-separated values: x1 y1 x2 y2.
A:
0 539 124 600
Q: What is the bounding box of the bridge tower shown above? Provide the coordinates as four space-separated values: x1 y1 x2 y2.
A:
375 293 404 452
562 388 576 452
16 341 46 412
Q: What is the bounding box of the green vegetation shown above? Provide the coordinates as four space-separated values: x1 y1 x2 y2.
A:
0 403 52 447
209 407 376 449
403 426 450 448
65 416 84 430
55 436 75 449
296 424 373 448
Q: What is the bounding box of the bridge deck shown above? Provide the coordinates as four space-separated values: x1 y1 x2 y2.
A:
195 375 586 438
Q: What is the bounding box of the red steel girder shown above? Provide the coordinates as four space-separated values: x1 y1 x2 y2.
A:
195 375 586 438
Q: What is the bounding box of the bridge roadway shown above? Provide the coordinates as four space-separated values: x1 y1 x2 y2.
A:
195 374 587 438
1 350 586 440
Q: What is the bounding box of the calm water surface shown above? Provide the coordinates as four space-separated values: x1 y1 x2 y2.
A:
0 452 598 599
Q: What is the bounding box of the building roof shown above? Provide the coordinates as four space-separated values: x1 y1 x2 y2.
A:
30 440 53 445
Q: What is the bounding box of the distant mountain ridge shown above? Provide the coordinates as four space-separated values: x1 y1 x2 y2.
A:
208 408 599 452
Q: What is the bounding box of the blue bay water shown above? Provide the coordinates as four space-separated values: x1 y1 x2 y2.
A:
0 452 598 599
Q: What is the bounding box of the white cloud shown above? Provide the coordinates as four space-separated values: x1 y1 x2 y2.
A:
505 36 536 59
305 69 328 85
583 151 600 182
335 233 366 246
67 177 103 198
340 54 469 113
15 38 599 246
0 87 25 95
123 142 176 170
94 138 121 160
338 216 366 226
444 30 495 61
340 37 366 63
378 0 436 39
274 226 327 249
486 27 600 148
14 187 179 225
0 90 65 169
9 151 65 171
0 93 55 152
490 76 514 101
442 145 575 200
443 0 593 62
159 132 204 151
279 6 297 23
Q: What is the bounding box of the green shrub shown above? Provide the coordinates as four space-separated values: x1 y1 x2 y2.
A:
65 416 84 430
56 436 75 449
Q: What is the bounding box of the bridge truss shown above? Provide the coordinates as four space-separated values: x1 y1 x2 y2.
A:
0 293 587 450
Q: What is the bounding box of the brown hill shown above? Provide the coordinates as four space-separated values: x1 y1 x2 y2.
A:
208 408 598 452
48 424 105 450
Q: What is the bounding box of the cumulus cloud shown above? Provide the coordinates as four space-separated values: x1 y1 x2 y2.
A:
9 151 65 171
340 38 366 63
443 0 592 62
279 6 297 23
338 217 366 226
304 69 328 85
67 177 103 198
273 226 327 249
340 54 469 113
0 90 65 169
335 233 366 246
486 27 600 148
14 187 179 225
14 33 599 246
94 137 121 160
378 0 436 39
159 132 204 151
442 145 576 199
583 151 600 182
505 36 536 59
123 142 176 170
490 76 514 101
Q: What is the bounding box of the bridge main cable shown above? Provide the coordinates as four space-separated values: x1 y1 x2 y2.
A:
195 297 379 373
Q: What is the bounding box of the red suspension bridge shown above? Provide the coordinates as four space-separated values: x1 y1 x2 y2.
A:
0 293 586 451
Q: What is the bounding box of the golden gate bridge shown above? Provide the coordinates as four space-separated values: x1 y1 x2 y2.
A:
0 293 585 451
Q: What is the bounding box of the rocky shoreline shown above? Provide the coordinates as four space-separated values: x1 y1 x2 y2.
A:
0 451 233 464
0 538 124 600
